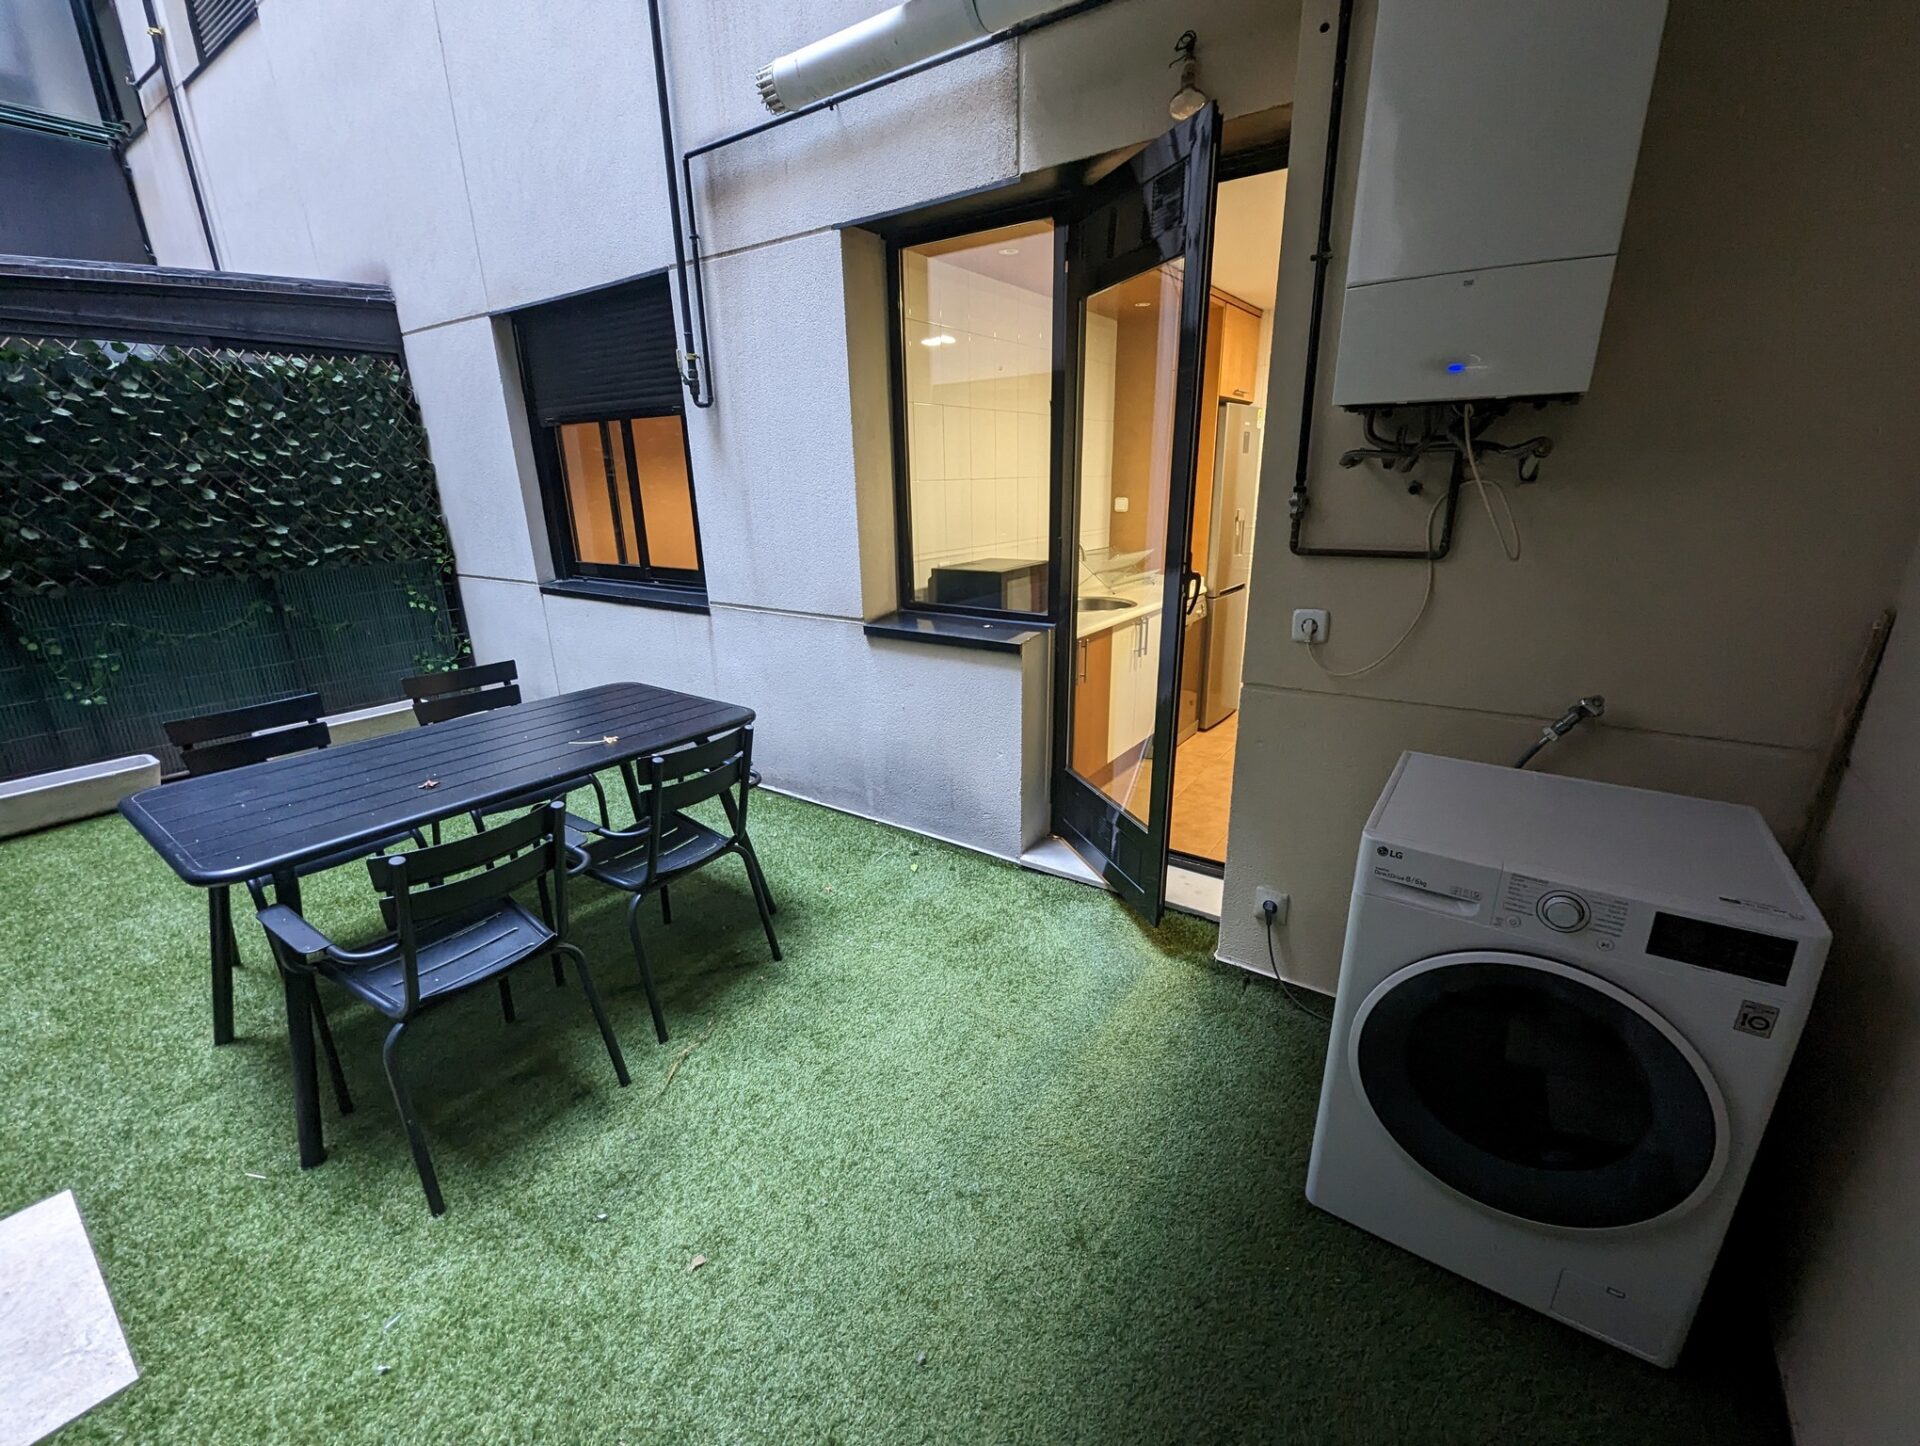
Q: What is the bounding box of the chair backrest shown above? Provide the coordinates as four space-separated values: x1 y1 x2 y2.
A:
367 799 568 1015
402 660 520 725
163 692 330 776
636 725 754 877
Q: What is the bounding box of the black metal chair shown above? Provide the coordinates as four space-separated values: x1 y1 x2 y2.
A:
574 725 780 1044
163 692 420 1114
402 660 531 846
257 800 628 1215
401 659 520 725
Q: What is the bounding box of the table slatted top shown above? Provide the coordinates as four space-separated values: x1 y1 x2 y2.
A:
120 683 753 886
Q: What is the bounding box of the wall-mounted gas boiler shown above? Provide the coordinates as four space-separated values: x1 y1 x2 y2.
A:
1331 0 1670 408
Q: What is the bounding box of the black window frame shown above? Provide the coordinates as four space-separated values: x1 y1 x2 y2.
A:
535 409 707 593
883 198 1065 625
511 271 709 609
872 122 1290 629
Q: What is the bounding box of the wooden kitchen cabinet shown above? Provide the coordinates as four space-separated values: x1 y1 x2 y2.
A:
1071 628 1114 778
1218 301 1261 402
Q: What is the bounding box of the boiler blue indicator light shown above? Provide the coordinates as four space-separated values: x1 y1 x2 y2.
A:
1446 362 1467 373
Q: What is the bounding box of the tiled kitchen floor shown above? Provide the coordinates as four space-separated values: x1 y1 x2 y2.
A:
1170 712 1237 863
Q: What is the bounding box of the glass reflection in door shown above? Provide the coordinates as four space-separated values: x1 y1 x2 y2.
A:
1067 261 1186 825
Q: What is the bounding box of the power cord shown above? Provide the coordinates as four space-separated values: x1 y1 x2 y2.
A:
1305 402 1524 678
1263 898 1332 1023
1460 402 1522 562
1305 489 1446 678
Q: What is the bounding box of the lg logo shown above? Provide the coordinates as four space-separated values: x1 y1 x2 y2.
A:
1376 846 1404 860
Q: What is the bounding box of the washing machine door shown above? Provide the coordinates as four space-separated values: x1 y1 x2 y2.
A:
1351 951 1728 1230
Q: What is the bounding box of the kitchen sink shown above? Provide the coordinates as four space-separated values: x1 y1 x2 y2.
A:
1078 596 1137 612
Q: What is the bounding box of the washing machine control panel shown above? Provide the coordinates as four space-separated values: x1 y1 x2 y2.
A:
1495 873 1632 948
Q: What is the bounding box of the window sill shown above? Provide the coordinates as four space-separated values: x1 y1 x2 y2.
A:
539 577 710 615
863 610 1048 655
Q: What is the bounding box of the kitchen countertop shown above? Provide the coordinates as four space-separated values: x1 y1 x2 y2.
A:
1074 574 1166 641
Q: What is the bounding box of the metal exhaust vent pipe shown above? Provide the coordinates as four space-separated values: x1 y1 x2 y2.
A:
755 0 1080 114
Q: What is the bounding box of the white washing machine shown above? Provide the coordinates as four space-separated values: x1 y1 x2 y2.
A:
1306 753 1829 1367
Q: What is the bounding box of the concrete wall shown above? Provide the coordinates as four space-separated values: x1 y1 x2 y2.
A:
112 0 1296 862
1769 539 1920 1442
1217 0 1920 989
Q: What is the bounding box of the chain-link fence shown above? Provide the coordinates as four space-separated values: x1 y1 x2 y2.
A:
1 335 468 779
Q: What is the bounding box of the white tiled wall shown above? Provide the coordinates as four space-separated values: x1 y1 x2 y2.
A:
1079 313 1118 557
901 250 1053 597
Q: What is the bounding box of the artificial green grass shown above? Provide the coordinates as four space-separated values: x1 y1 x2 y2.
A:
1 792 1786 1443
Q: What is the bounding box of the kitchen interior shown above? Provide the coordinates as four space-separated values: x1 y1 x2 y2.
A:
1068 166 1283 876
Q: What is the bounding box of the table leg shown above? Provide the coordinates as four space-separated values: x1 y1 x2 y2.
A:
209 885 236 1046
271 869 326 1169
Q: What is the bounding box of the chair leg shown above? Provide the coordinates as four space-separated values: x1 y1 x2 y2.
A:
536 876 566 987
209 886 236 1046
660 885 672 925
558 945 630 1087
741 837 778 915
738 846 783 962
311 995 354 1115
625 893 669 1044
498 976 516 1024
381 1021 445 1217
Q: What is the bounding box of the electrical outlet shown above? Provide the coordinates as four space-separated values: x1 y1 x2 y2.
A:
1291 609 1329 644
1255 887 1290 924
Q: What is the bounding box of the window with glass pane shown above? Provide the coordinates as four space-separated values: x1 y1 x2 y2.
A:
552 414 703 585
897 220 1053 613
0 0 104 121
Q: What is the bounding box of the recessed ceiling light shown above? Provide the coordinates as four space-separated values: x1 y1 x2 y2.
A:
998 247 1020 255
1132 301 1152 308
919 333 958 347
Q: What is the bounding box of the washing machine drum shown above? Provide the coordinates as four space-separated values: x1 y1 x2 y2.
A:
1353 952 1725 1230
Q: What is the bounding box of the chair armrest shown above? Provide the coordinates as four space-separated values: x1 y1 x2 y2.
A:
256 904 336 964
581 818 649 841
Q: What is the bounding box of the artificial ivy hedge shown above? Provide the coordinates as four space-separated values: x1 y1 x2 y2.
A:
0 335 467 774
0 335 452 595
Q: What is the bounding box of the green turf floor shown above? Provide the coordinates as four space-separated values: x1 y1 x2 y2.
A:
1 791 1788 1443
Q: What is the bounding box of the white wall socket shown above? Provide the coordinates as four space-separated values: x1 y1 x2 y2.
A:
1255 887 1291 923
1291 609 1330 643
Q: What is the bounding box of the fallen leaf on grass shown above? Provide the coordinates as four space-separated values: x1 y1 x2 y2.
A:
659 1026 716 1098
688 1255 707 1272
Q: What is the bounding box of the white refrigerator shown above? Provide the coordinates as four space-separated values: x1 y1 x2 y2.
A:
1197 398 1258 729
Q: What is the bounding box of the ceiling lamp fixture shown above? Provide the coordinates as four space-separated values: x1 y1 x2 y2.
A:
1168 30 1206 121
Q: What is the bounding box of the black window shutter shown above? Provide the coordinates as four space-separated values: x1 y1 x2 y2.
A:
185 0 256 61
513 274 685 424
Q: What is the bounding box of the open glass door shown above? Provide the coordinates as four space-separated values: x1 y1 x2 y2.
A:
1051 104 1220 923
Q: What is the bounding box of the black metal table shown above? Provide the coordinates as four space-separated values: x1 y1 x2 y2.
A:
120 682 754 1167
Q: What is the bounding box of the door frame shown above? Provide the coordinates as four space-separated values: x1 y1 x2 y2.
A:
1046 103 1222 924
